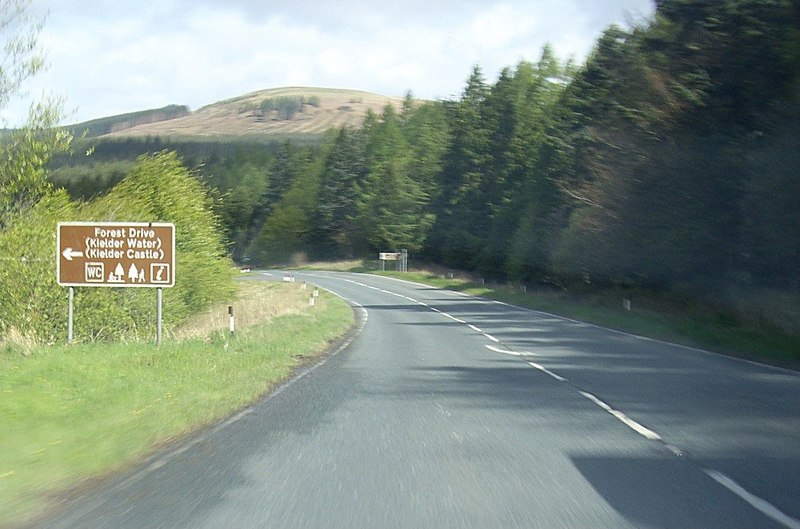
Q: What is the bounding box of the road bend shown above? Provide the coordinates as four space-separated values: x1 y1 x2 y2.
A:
42 271 800 529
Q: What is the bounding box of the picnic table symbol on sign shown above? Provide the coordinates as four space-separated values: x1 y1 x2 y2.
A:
108 263 125 283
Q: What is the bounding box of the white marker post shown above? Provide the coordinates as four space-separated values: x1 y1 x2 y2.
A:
228 305 235 337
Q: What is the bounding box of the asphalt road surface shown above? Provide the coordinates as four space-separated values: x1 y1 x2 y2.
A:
42 271 800 529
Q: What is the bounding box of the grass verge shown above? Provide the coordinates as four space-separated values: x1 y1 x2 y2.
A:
366 269 800 370
0 280 353 528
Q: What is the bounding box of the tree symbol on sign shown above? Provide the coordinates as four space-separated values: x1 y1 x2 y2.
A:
128 264 139 282
109 263 125 283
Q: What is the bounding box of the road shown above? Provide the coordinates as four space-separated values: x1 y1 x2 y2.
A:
43 271 800 529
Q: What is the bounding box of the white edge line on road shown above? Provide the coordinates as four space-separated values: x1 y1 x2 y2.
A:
579 391 661 440
527 362 567 382
508 303 800 376
308 272 800 527
704 469 800 529
112 287 368 495
335 275 506 351
349 272 798 377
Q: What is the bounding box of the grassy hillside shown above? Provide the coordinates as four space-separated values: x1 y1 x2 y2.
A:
88 87 405 140
70 105 190 137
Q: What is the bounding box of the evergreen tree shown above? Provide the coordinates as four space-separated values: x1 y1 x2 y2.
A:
429 66 491 267
312 127 367 257
357 104 434 253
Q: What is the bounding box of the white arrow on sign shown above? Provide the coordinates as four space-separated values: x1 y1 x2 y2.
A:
62 247 84 261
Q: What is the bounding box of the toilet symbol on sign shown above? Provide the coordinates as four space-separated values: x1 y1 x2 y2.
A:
85 262 104 283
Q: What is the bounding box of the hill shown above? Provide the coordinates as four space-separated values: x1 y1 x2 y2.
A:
73 87 406 140
71 105 190 137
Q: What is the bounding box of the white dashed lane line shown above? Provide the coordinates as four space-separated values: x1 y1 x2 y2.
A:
579 391 661 440
485 345 537 356
704 470 800 529
527 361 568 383
333 275 800 529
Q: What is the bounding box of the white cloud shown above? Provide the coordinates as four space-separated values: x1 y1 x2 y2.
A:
1 0 655 126
468 4 538 50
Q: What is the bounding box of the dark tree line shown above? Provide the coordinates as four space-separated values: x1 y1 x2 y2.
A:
52 0 800 304
243 0 798 294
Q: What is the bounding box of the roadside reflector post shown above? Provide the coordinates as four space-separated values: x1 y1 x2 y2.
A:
313 286 319 298
228 305 235 337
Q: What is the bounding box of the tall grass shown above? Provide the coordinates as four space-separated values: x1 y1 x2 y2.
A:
0 281 353 527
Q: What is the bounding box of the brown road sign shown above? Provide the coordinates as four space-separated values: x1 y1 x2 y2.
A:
57 222 175 287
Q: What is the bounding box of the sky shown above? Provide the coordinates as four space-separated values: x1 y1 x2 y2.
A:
4 0 655 126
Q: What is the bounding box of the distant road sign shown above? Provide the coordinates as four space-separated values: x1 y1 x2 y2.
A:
57 222 175 287
379 252 402 261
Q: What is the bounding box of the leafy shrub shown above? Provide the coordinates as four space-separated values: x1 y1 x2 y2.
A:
0 152 235 344
0 191 78 344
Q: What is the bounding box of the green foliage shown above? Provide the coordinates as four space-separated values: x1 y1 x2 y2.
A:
0 152 235 343
0 100 72 225
244 142 320 264
0 283 353 526
68 105 189 138
48 159 133 199
0 0 45 111
256 95 320 120
547 0 800 294
357 104 435 253
88 151 236 325
21 0 797 336
0 1 72 226
311 127 368 257
0 191 78 342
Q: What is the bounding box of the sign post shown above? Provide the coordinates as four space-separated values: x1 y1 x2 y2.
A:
68 287 74 343
379 252 402 271
379 251 408 272
57 222 176 344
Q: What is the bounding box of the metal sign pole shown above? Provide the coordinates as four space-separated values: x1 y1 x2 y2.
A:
68 286 74 343
156 287 163 346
